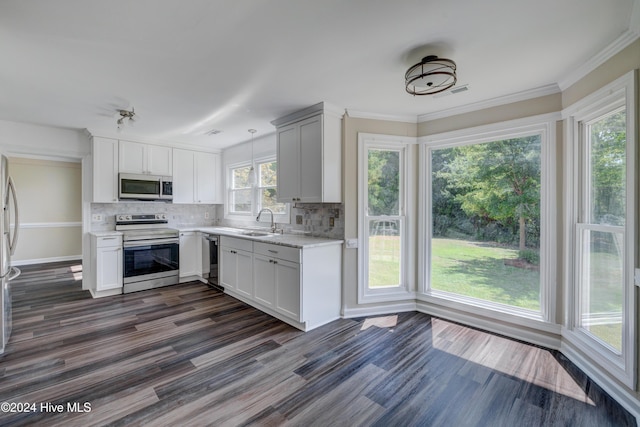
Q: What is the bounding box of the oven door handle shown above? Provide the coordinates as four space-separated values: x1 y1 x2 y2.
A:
124 238 179 247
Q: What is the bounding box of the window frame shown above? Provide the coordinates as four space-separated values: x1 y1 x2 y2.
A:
358 133 415 303
224 156 290 223
418 115 558 327
562 70 637 389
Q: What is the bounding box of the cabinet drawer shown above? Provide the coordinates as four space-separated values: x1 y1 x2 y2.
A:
254 242 300 263
96 235 122 248
220 236 253 252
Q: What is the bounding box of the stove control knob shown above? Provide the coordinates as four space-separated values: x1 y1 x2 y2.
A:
126 215 132 221
117 215 125 221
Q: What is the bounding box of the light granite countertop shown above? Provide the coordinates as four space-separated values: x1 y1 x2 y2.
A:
178 226 343 249
90 231 123 237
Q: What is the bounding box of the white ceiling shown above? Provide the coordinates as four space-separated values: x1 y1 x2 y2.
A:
0 0 637 150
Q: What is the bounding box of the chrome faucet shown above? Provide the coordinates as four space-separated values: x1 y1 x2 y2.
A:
256 208 276 232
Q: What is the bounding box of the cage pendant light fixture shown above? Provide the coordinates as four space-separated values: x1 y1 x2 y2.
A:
405 55 457 95
247 129 257 186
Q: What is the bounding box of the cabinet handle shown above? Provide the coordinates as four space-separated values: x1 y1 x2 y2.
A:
273 260 278 264
268 249 278 254
102 237 117 240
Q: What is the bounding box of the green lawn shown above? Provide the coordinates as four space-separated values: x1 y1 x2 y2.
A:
368 236 540 310
430 238 540 311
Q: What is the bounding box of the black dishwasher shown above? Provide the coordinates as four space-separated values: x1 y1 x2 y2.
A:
203 234 222 291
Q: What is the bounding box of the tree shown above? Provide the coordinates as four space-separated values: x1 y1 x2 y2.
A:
590 110 626 226
438 136 541 250
368 149 400 216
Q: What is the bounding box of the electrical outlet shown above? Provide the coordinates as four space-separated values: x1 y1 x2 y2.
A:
296 215 303 225
92 214 102 222
329 217 335 227
204 212 210 219
345 238 358 249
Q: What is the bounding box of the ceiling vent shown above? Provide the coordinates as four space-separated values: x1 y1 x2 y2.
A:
433 84 469 98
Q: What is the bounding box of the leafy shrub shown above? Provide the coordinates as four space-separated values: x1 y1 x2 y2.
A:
518 249 539 265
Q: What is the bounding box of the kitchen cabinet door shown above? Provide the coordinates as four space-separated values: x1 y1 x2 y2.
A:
253 254 276 308
179 231 198 279
119 141 172 175
274 259 301 321
195 152 219 203
219 246 237 291
92 137 119 203
119 140 146 174
298 115 323 203
234 249 253 298
172 149 195 203
96 245 122 291
276 123 299 203
147 145 172 176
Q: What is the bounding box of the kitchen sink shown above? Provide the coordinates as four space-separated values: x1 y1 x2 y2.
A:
242 231 275 237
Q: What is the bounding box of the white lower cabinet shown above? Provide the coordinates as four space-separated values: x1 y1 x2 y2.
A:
252 254 276 308
220 236 253 296
221 235 341 331
90 233 123 298
273 259 300 320
179 231 199 281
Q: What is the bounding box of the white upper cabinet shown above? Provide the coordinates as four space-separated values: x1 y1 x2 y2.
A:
272 102 342 203
173 148 221 204
92 137 119 203
119 140 172 176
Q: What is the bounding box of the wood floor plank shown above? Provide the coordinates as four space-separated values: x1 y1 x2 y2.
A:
0 261 634 426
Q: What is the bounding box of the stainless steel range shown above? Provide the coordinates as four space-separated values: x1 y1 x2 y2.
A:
116 213 179 293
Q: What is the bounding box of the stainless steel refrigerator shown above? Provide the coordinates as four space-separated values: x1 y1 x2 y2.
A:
0 154 20 355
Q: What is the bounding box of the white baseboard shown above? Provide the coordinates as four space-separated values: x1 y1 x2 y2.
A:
415 300 562 350
12 255 82 266
342 301 417 319
561 338 640 422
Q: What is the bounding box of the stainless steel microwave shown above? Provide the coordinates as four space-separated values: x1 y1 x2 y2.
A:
119 173 173 201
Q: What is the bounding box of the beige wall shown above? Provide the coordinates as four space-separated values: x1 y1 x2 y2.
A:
8 157 82 263
562 39 640 108
418 93 562 136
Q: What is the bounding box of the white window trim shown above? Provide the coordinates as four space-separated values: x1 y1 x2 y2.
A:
358 133 416 304
417 113 558 327
562 70 637 389
224 156 290 224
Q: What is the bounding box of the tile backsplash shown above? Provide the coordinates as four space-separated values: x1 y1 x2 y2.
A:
90 203 218 231
218 203 344 239
91 202 344 240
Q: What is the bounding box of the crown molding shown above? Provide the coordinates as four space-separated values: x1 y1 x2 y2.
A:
558 29 640 91
85 128 222 153
345 109 418 124
270 101 345 127
417 84 560 123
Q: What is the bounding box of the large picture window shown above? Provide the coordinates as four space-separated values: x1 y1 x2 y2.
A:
430 135 542 312
421 117 556 323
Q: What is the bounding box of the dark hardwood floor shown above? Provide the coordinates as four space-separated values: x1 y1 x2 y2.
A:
0 261 635 426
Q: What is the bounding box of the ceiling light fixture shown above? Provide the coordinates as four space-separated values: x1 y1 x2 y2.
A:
247 129 257 186
405 55 457 96
117 107 136 130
